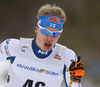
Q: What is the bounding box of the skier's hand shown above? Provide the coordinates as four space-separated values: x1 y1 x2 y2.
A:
69 56 85 82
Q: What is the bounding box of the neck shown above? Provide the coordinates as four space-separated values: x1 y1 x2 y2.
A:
32 39 54 58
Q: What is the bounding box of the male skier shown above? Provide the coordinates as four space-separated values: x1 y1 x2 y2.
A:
0 4 85 87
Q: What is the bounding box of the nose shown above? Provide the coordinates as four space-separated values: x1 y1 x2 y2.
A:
47 34 53 42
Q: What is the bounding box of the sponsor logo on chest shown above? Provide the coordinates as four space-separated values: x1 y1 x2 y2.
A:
17 64 59 76
21 45 28 52
54 52 61 60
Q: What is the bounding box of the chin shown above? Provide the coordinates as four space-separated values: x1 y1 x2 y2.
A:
42 45 52 51
43 48 52 51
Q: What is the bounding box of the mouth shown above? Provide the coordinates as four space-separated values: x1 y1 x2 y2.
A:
44 43 52 47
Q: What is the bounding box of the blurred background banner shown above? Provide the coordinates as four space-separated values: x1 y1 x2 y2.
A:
0 0 100 87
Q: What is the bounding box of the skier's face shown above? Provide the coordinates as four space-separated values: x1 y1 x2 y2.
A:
35 27 61 51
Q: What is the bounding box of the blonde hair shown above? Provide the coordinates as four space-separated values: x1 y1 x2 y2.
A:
37 4 66 23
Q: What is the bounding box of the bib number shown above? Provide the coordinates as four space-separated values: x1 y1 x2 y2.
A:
23 79 45 87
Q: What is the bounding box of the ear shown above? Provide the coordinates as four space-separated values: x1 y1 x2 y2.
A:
35 28 38 33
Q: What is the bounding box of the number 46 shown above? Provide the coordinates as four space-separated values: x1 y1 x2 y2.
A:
23 79 45 87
